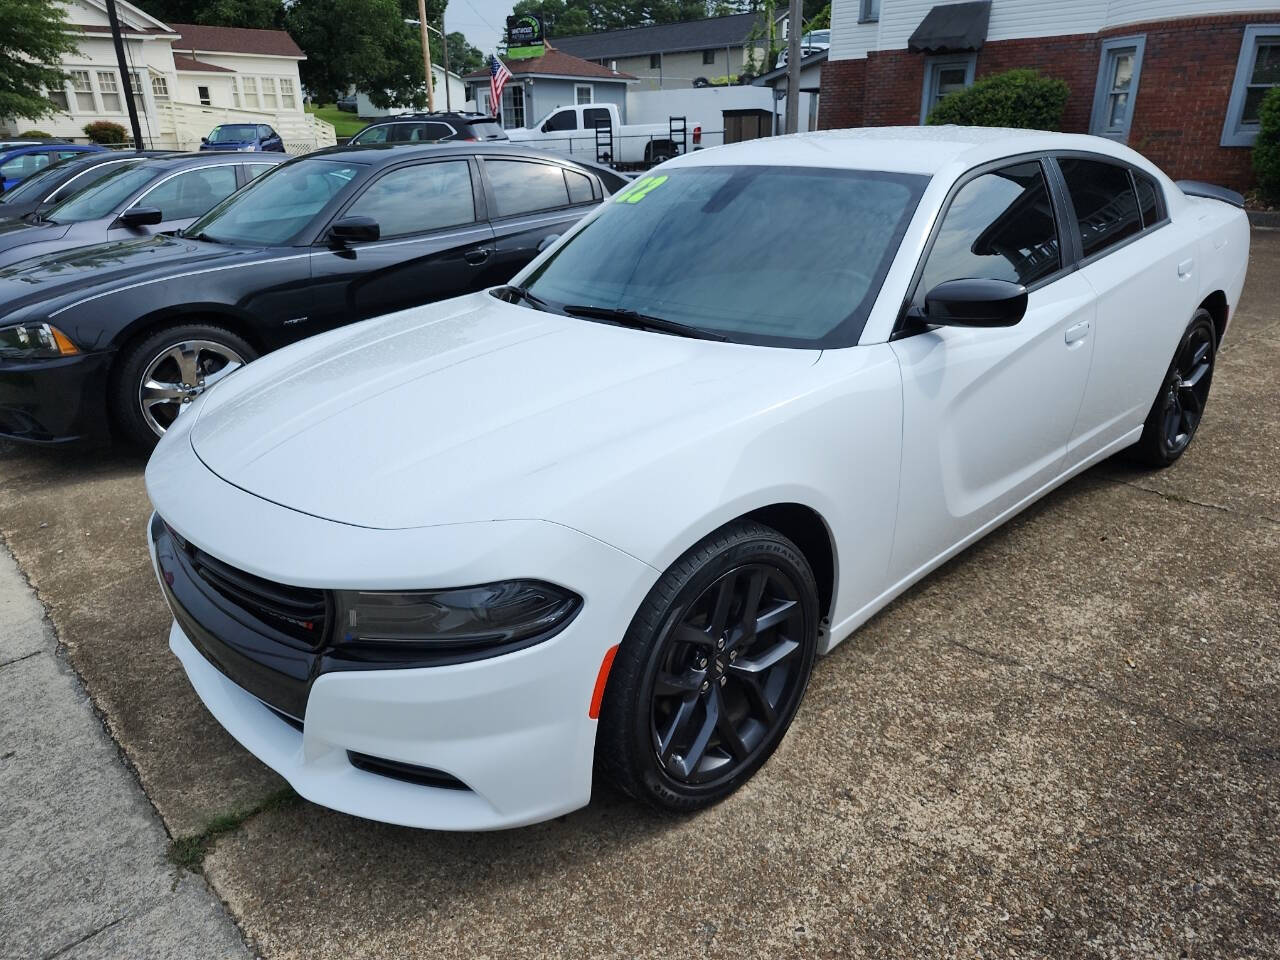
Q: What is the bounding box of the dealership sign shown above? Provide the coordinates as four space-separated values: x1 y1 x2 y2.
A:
506 14 544 59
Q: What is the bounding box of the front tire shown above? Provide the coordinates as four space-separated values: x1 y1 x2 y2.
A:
596 521 819 812
1132 309 1216 468
110 323 256 448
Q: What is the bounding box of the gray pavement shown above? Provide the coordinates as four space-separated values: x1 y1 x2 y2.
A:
0 545 252 960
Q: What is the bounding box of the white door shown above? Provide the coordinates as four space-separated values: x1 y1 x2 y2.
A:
887 158 1096 585
1057 157 1200 461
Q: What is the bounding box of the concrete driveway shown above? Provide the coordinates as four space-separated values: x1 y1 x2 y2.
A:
1 233 1277 959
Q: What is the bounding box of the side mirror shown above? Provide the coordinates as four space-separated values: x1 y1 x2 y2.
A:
918 278 1028 328
201 136 208 144
537 233 560 253
328 215 379 244
117 206 163 227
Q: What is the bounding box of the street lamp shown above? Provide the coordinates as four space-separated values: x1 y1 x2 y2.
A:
404 14 452 111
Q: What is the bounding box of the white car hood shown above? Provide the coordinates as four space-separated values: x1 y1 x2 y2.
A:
190 292 817 530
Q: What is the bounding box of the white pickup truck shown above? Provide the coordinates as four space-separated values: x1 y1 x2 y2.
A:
503 103 701 166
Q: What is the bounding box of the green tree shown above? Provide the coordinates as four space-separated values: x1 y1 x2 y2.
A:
133 0 284 29
1253 86 1280 202
445 30 484 75
0 0 80 121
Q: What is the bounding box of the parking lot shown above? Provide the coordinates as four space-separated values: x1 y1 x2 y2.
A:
0 231 1276 957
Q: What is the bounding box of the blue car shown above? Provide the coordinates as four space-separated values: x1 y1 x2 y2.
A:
199 123 285 152
0 143 106 191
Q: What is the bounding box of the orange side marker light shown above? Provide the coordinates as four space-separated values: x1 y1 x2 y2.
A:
588 644 619 719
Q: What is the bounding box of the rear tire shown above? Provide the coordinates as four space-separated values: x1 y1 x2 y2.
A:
596 521 819 812
1131 309 1216 468
110 323 256 448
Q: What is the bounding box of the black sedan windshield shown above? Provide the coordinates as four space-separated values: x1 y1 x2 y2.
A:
43 166 155 224
524 165 927 348
0 158 77 204
184 158 362 245
208 124 258 143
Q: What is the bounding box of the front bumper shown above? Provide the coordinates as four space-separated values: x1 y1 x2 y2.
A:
147 428 658 830
0 351 113 443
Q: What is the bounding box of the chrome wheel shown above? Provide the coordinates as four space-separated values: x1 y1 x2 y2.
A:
650 563 807 785
137 339 244 437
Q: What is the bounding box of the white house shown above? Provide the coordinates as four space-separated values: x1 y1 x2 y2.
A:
354 65 470 118
2 0 334 152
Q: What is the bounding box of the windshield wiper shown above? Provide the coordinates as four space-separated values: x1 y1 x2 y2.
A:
505 284 550 310
562 304 728 342
183 230 222 244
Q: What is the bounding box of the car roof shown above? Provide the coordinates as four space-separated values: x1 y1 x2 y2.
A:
307 142 606 168
361 113 496 123
140 152 286 170
665 125 1150 177
0 143 94 157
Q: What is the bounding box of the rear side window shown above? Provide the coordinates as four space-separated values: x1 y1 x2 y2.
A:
1 153 50 180
486 160 570 216
345 160 474 237
919 161 1061 296
565 169 594 204
246 162 275 180
1058 158 1142 258
391 122 453 142
467 121 505 140
138 165 239 220
583 107 610 129
1132 169 1162 227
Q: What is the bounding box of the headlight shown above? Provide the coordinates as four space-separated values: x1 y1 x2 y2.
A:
238 145 256 151
335 580 581 650
0 322 79 359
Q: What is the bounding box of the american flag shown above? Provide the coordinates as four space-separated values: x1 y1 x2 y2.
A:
489 55 511 119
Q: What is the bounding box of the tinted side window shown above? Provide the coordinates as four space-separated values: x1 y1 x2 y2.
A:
565 169 593 204
1132 169 1162 228
140 166 239 220
544 110 577 131
353 125 390 144
1 153 50 179
345 160 475 238
919 161 1061 296
246 162 275 180
409 123 453 142
51 163 130 202
583 108 610 129
486 160 570 216
1059 158 1142 258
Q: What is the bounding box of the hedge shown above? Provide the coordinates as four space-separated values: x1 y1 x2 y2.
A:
926 68 1069 131
83 120 128 144
1252 86 1280 202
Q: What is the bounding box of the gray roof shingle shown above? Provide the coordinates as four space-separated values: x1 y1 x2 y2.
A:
552 13 767 61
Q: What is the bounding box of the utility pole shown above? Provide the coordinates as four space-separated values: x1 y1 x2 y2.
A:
417 0 435 112
784 0 801 134
440 10 452 110
105 0 144 148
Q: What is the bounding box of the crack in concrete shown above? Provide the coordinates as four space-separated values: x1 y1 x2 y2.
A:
0 648 40 670
41 916 124 960
1100 475 1280 525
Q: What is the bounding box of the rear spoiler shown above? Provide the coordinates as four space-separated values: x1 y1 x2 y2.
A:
1176 180 1246 208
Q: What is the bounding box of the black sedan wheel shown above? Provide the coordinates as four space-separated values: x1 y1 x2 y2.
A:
111 323 257 447
1134 309 1216 467
597 520 819 811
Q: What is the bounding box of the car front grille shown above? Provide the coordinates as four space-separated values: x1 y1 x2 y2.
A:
180 537 329 647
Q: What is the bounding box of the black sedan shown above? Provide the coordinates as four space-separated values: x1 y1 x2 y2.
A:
0 153 284 268
0 150 178 223
0 143 615 447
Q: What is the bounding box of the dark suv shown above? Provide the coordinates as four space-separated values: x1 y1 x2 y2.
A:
349 112 507 146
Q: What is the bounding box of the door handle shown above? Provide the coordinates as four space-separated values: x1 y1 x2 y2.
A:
1064 320 1091 346
464 247 490 265
1178 257 1194 277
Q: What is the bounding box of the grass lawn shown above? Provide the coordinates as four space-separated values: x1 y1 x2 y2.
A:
307 103 365 138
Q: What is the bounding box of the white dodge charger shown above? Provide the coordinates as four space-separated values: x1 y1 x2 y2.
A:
146 126 1250 830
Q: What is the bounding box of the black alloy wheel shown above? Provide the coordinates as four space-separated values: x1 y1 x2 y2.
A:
597 521 819 811
1134 309 1216 467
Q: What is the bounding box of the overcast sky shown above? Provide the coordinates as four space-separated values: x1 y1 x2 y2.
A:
444 0 513 56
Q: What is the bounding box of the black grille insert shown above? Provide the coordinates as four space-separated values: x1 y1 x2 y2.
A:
347 752 470 791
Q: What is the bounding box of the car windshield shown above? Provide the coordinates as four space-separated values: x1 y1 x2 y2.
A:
183 157 362 245
42 165 155 224
0 157 81 203
523 165 927 348
208 124 258 143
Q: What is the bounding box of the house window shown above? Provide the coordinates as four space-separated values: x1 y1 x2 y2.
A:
702 49 716 65
231 79 241 108
96 70 122 112
128 71 147 113
649 53 661 70
575 84 593 105
69 70 94 112
501 85 525 128
920 54 975 123
47 77 70 111
197 86 211 106
1090 37 1145 141
860 0 880 22
242 76 260 109
1223 24 1280 146
151 75 170 101
261 76 279 110
279 77 297 109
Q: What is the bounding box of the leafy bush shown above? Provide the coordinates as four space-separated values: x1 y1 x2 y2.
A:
83 120 127 144
18 129 53 138
926 68 1069 130
1252 86 1280 202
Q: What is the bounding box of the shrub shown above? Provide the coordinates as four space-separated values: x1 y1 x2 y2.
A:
926 68 1069 131
1252 86 1280 202
18 129 54 138
83 120 127 144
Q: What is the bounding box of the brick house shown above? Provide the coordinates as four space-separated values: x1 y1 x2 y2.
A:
818 0 1280 189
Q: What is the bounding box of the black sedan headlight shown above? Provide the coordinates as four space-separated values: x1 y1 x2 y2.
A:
335 581 581 652
0 322 80 360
